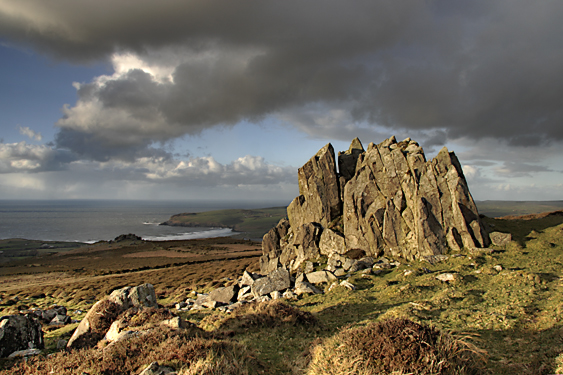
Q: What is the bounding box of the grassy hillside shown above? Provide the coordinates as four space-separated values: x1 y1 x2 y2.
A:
162 206 287 239
476 200 563 218
1 211 563 373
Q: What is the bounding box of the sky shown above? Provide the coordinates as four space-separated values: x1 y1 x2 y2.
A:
0 0 562 203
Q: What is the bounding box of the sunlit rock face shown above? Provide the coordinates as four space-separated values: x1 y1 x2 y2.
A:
260 136 489 274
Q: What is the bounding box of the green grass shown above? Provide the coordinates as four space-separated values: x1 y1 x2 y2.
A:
4 209 563 374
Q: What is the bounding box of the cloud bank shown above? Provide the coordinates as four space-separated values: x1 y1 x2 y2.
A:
1 0 562 200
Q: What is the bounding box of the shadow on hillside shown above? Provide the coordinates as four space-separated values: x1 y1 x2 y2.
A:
483 211 563 245
475 325 563 375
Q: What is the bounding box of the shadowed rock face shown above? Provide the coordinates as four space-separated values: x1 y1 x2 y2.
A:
261 136 489 273
0 314 44 358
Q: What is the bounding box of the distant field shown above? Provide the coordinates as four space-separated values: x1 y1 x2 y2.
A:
161 206 287 239
476 200 563 218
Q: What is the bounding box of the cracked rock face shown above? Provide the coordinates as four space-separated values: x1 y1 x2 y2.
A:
261 136 489 273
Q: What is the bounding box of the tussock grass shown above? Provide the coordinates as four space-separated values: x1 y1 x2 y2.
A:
307 318 486 375
214 301 318 333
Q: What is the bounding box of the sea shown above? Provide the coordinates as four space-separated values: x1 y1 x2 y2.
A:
0 200 286 243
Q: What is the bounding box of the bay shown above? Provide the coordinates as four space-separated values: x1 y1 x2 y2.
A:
0 200 284 243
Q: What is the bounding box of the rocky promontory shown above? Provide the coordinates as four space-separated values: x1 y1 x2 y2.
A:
261 136 489 274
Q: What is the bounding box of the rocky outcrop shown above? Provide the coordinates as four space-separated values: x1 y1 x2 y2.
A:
0 314 44 358
287 143 341 229
261 136 489 273
67 284 158 349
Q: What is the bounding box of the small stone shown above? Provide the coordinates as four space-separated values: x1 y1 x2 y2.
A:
403 270 413 277
255 295 272 303
342 258 357 271
340 280 356 290
202 300 218 309
8 348 42 358
282 290 297 299
436 273 457 282
328 282 339 292
305 270 337 284
270 291 282 300
304 261 314 274
334 268 347 277
239 271 257 287
209 284 239 304
489 232 512 247
494 264 503 272
294 281 322 295
175 302 187 310
161 316 186 330
139 361 176 375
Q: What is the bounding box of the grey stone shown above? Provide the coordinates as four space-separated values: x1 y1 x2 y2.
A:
139 361 176 375
161 317 187 330
209 284 240 304
0 314 44 358
239 270 257 287
489 232 512 247
287 143 341 229
305 270 337 284
255 295 272 303
252 268 291 297
109 283 158 309
175 302 187 310
270 291 282 300
294 281 322 295
319 228 347 256
304 261 314 274
436 273 458 282
334 268 347 277
50 314 71 325
342 258 357 271
340 280 356 290
282 290 298 299
7 348 42 358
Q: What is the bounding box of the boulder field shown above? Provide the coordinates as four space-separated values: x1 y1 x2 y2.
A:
261 136 489 274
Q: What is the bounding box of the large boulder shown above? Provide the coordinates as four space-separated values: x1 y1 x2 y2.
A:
287 143 341 229
261 136 489 267
208 284 240 304
67 283 158 349
252 268 291 297
108 283 158 309
342 137 488 259
0 314 44 358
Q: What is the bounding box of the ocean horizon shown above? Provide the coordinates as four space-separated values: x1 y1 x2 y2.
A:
0 199 288 243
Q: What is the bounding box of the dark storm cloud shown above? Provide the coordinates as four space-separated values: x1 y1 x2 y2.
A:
2 0 563 153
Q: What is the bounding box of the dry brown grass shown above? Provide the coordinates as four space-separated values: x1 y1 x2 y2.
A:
209 300 318 333
68 299 122 349
1 326 261 375
307 318 487 375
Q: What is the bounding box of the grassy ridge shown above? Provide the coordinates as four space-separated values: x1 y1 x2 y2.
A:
162 207 287 239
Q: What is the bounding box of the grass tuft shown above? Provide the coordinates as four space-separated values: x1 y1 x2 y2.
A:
307 318 486 375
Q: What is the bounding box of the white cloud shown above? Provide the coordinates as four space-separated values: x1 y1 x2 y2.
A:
18 126 42 141
0 142 57 172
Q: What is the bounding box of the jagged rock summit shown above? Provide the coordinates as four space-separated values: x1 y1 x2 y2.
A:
261 136 489 274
